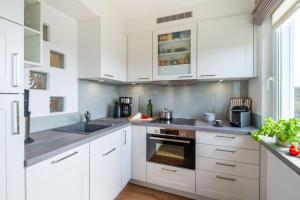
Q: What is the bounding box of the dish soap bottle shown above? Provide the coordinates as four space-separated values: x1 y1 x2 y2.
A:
147 99 153 117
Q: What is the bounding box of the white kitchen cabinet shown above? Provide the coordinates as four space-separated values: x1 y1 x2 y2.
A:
132 125 147 182
0 95 25 200
26 144 89 200
147 162 196 193
0 18 24 93
78 17 127 82
0 0 23 25
128 30 153 82
90 130 122 200
121 126 132 189
196 169 259 200
196 131 259 150
153 24 197 81
197 14 254 80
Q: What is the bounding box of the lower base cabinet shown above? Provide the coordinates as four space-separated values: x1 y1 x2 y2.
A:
196 169 259 200
26 144 89 200
147 162 195 194
90 130 122 200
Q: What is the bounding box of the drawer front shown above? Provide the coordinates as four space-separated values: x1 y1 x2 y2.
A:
147 126 162 134
90 130 122 156
196 170 259 200
197 144 259 165
196 157 259 179
147 162 195 193
196 131 259 150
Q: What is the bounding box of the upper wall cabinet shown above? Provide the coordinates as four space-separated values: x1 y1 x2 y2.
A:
153 24 197 81
128 30 153 82
24 0 42 67
78 17 127 82
0 0 24 25
197 14 254 80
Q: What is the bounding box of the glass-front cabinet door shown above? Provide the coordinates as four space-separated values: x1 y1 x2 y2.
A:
153 24 197 80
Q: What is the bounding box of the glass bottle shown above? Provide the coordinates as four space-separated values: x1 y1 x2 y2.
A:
147 99 153 117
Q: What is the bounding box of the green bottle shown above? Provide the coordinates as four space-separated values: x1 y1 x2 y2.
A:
147 99 153 117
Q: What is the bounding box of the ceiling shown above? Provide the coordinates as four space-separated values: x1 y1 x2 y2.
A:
104 0 211 21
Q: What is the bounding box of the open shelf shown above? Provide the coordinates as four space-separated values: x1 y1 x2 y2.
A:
158 38 190 44
159 51 190 56
24 60 42 68
25 0 41 31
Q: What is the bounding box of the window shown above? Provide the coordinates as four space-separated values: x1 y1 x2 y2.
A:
275 8 300 119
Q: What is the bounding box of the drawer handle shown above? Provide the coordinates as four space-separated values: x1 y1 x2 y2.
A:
161 168 177 173
178 75 193 79
137 77 150 80
216 149 236 153
216 175 236 182
149 136 190 144
216 162 236 168
102 148 116 156
12 53 21 87
215 135 236 139
103 74 115 78
200 74 216 77
51 151 78 164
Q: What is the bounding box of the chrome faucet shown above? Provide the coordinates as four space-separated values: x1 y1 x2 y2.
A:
84 111 91 123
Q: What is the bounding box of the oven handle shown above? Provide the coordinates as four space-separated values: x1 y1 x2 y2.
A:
149 136 190 144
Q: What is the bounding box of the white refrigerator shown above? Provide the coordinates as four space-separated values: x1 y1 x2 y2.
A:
0 17 25 200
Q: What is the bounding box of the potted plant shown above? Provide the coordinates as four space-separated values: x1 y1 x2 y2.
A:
251 118 300 147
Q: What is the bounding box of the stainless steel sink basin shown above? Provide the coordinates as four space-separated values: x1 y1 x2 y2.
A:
52 123 111 134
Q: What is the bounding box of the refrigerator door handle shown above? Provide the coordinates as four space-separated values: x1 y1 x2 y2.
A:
12 101 20 135
12 53 21 87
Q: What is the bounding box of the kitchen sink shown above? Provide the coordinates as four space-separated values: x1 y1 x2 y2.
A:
52 123 111 134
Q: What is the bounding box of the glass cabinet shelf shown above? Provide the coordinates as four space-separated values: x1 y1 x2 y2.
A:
153 24 197 80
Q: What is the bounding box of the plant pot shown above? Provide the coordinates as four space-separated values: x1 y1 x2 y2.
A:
275 137 290 147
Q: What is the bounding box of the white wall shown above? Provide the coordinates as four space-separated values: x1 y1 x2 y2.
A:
125 0 255 33
25 2 78 117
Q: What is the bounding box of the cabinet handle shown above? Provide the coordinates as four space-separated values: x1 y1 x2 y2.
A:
200 74 216 77
103 74 115 78
216 162 236 168
123 130 127 145
178 75 193 79
51 151 78 164
137 78 150 80
12 53 21 87
215 148 236 153
215 135 236 139
161 168 177 173
102 148 116 156
149 136 190 144
216 175 236 182
12 101 20 135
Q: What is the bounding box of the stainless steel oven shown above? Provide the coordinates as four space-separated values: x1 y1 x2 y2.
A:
146 128 195 170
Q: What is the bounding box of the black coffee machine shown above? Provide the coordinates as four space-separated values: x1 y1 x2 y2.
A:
119 97 132 117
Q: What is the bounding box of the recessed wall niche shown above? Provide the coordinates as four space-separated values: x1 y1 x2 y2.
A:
50 50 65 69
29 71 48 90
50 97 65 113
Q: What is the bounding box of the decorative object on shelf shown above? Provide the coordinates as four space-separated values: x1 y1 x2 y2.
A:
159 60 169 66
173 32 180 40
50 50 65 69
50 97 65 113
167 33 173 41
29 71 48 90
203 113 216 123
159 34 168 42
251 118 300 147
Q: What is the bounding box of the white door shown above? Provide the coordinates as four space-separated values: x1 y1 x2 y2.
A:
0 18 24 93
90 131 122 200
132 125 147 182
153 24 197 81
26 144 89 200
197 14 254 80
0 94 25 200
0 0 23 25
121 126 132 188
128 30 153 82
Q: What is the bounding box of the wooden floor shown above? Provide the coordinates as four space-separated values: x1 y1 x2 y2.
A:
116 183 191 200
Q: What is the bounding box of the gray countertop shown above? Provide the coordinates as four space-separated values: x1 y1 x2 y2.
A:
260 138 300 176
25 117 256 167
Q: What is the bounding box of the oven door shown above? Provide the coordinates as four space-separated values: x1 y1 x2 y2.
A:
147 134 195 170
